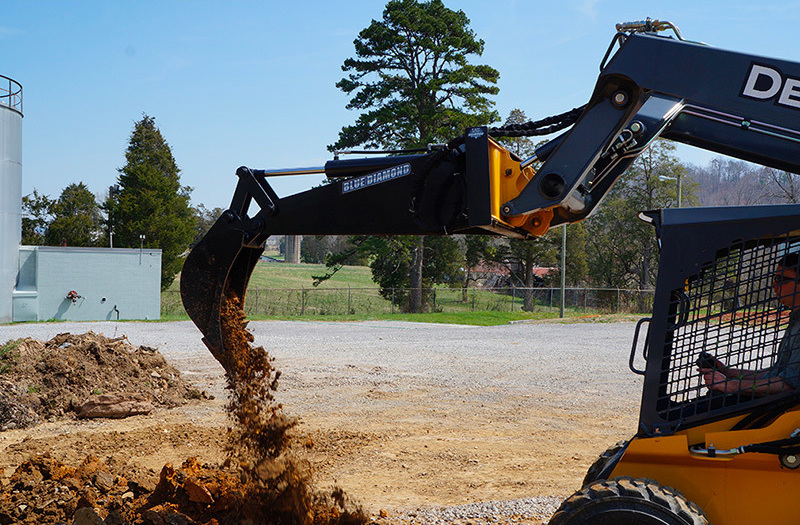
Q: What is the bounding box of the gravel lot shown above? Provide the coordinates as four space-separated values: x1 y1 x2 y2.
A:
0 319 643 407
0 319 645 522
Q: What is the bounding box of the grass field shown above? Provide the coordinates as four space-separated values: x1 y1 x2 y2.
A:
164 259 648 325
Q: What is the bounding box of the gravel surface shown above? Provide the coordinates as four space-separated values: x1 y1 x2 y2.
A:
0 320 643 412
0 319 643 523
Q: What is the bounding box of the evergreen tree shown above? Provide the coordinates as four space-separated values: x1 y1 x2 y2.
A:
108 115 196 290
46 182 104 247
498 108 537 158
330 0 499 312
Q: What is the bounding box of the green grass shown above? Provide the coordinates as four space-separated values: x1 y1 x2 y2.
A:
166 261 376 292
165 260 647 325
246 261 377 289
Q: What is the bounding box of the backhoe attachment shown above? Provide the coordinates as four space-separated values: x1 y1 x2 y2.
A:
180 131 546 362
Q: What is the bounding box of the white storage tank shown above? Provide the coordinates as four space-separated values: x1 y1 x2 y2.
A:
0 75 22 323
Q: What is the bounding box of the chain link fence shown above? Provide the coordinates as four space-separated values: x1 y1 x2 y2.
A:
162 286 654 318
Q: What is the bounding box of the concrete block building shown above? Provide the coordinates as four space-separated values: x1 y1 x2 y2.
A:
0 74 162 323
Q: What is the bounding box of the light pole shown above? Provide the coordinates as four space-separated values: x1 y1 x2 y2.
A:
560 224 566 318
659 174 682 208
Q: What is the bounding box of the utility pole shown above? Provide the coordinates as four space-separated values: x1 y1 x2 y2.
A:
560 224 566 318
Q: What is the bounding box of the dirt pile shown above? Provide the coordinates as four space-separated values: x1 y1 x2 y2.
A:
0 332 210 431
0 451 366 525
0 295 369 524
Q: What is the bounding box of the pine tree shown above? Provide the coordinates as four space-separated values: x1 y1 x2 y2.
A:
109 115 196 290
330 0 499 312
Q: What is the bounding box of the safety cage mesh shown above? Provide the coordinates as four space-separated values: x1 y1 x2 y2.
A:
658 233 800 422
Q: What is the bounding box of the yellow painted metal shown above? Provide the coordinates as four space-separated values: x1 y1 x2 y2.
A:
609 410 800 524
486 138 553 237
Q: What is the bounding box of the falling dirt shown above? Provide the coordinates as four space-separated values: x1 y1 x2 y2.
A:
212 292 368 525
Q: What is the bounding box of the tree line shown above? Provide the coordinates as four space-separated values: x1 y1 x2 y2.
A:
21 0 800 308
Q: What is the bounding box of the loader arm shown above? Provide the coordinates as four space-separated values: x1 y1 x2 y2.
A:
505 26 800 227
182 19 800 361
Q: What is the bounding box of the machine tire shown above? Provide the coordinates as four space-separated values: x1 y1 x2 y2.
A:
581 440 630 487
549 477 708 525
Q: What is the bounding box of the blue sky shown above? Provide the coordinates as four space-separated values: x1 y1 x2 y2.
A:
4 1 800 210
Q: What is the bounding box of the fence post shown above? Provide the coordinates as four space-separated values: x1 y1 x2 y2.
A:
254 288 259 316
301 286 305 315
433 288 437 311
584 286 588 313
391 288 395 314
472 289 476 312
348 284 352 315
617 288 621 314
511 286 515 312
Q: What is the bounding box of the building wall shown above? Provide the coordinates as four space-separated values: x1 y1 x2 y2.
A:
0 104 22 323
12 246 161 322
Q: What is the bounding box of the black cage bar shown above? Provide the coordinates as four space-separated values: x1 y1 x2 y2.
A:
638 205 800 435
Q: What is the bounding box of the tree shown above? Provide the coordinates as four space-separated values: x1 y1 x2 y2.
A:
192 204 225 248
485 234 559 311
767 169 800 203
585 140 692 307
498 108 537 158
45 182 104 247
687 158 772 206
358 235 462 311
108 114 196 290
20 189 53 246
460 234 491 301
487 109 589 310
564 223 589 285
331 0 499 312
301 236 364 265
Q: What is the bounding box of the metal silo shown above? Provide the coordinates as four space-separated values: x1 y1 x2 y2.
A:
0 75 22 323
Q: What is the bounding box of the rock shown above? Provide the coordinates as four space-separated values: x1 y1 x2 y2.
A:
72 506 104 525
77 394 153 419
94 471 115 494
127 474 156 497
143 509 166 525
105 508 127 525
183 477 214 505
63 477 83 491
0 380 39 431
162 512 194 525
379 509 389 518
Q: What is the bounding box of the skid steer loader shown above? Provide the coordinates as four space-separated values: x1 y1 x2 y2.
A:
182 19 800 524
